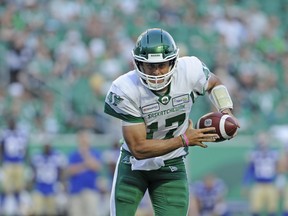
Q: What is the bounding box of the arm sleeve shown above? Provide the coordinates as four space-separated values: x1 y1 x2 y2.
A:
104 83 144 123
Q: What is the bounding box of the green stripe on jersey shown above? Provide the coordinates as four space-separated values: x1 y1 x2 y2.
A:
104 103 144 123
201 62 211 78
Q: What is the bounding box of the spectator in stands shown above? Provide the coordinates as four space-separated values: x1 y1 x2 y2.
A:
30 141 67 216
5 31 34 85
242 132 280 216
4 30 34 100
56 30 90 67
189 174 230 216
65 129 102 216
0 116 30 215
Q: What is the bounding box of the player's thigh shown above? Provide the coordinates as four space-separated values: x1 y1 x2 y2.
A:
82 189 101 216
44 196 57 215
149 158 189 216
2 164 14 193
250 184 265 212
149 178 189 216
13 164 26 191
68 195 83 216
111 151 147 216
266 185 279 212
2 164 25 192
32 191 45 214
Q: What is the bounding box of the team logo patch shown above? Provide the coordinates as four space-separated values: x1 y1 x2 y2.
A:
142 103 160 114
121 155 131 164
158 95 171 105
107 92 124 106
172 94 189 106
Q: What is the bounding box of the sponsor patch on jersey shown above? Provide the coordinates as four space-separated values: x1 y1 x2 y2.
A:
172 94 189 106
147 104 185 119
142 103 160 114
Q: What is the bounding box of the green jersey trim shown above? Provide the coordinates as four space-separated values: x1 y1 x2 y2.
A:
190 92 195 103
202 62 211 78
104 103 144 123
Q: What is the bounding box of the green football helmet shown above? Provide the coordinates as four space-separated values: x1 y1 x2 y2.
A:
132 28 179 91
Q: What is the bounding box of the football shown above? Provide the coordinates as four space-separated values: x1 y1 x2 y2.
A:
196 112 238 142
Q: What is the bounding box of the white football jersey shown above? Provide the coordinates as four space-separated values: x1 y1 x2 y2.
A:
105 56 211 161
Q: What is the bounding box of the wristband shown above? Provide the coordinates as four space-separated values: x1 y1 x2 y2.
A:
180 134 189 147
221 108 232 115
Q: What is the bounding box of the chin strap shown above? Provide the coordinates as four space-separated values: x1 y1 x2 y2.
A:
209 85 233 112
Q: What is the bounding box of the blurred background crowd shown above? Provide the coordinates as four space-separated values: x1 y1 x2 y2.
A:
1 0 288 135
0 0 288 215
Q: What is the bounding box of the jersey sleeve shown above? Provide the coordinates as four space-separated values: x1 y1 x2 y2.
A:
180 56 211 96
104 82 144 123
191 57 211 95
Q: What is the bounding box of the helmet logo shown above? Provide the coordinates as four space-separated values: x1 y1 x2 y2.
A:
148 53 163 61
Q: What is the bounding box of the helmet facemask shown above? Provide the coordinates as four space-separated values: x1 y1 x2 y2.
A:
134 57 178 91
132 28 179 91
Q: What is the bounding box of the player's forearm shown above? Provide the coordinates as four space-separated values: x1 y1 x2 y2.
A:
126 136 183 160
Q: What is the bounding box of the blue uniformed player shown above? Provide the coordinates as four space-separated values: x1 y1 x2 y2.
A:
66 129 102 216
30 142 67 215
0 117 29 213
243 132 280 216
190 174 230 216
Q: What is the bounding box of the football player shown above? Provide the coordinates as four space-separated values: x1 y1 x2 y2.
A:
242 132 280 216
0 117 29 214
190 174 230 216
30 142 67 216
104 28 239 216
66 129 102 216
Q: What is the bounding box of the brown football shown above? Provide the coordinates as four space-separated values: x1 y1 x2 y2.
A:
196 112 238 142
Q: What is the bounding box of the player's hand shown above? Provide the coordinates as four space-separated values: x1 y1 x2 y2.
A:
221 109 240 139
184 119 219 148
221 109 240 128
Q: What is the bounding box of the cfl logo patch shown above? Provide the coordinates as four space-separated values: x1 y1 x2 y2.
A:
204 119 212 127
